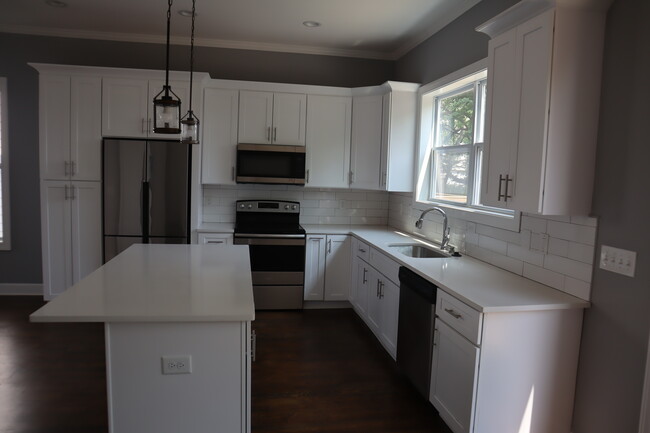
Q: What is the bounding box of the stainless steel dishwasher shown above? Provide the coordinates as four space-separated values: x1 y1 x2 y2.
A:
396 266 437 399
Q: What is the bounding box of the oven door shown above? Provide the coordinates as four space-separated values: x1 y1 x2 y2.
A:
236 144 306 185
234 235 305 309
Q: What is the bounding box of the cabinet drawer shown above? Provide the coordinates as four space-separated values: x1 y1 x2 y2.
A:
369 247 399 285
355 239 370 261
197 233 232 246
436 290 483 345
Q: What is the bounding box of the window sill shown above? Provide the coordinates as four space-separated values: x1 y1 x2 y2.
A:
412 200 521 232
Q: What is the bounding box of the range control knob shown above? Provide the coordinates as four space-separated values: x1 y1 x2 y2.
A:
292 205 297 210
247 204 253 209
239 203 245 209
284 205 290 210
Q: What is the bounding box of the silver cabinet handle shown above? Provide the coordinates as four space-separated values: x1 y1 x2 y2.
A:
251 329 257 362
444 308 462 319
266 126 271 142
349 171 354 184
306 169 310 183
504 174 513 202
498 174 505 201
71 185 76 200
142 118 147 133
327 239 332 254
358 248 366 253
382 172 387 187
64 184 69 200
362 268 368 284
206 240 225 244
433 328 439 347
71 161 77 176
498 174 513 202
231 166 235 181
376 280 380 297
273 127 277 142
64 161 70 177
379 281 384 299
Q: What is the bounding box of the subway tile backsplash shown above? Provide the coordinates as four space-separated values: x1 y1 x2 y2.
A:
388 192 597 301
202 185 389 226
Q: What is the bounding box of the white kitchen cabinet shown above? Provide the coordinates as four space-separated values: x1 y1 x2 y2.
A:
305 95 352 188
350 83 418 192
197 233 233 246
351 259 370 318
378 277 400 356
39 75 102 181
238 91 306 146
201 88 239 185
350 94 383 190
304 235 351 301
430 319 480 433
102 78 189 139
40 180 102 300
478 4 607 214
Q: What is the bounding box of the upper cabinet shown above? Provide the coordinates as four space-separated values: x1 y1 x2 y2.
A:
102 78 189 139
40 75 102 181
305 95 352 188
350 82 419 192
201 87 239 185
238 90 306 146
478 1 607 215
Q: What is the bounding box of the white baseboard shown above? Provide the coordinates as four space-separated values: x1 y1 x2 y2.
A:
0 283 43 295
302 301 352 310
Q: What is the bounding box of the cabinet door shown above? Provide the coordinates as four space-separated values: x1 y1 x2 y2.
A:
481 28 518 208
350 94 383 190
324 235 351 301
305 95 352 188
430 320 480 433
148 80 190 140
238 91 273 144
201 88 239 184
70 76 102 181
304 235 326 301
272 93 306 146
40 75 71 180
102 78 149 138
41 181 73 299
70 181 102 284
379 277 400 359
366 268 382 336
197 233 233 246
509 10 554 213
354 260 370 319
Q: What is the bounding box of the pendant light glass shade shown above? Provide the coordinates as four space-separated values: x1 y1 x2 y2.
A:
180 0 200 144
153 0 181 135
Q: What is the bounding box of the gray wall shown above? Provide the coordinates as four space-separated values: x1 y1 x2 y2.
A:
396 0 650 431
0 32 394 285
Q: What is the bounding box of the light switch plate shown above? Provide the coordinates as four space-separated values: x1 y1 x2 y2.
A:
599 245 636 277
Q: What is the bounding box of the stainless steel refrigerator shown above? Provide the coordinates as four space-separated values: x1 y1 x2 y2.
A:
103 138 190 262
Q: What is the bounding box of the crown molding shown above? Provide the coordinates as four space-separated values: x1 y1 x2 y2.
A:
0 24 395 60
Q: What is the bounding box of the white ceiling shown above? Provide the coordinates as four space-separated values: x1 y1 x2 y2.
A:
0 0 482 60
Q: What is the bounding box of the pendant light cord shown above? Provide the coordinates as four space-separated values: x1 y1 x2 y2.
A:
188 0 196 117
164 0 173 95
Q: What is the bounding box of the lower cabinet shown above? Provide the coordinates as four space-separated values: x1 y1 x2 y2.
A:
350 243 401 359
197 233 233 246
304 235 351 301
41 180 102 299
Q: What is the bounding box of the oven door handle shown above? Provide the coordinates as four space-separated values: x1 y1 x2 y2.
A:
234 237 306 246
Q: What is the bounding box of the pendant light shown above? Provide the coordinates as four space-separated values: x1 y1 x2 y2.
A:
180 0 200 144
153 0 181 134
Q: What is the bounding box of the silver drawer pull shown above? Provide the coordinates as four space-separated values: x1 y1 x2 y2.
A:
358 248 366 253
444 308 462 319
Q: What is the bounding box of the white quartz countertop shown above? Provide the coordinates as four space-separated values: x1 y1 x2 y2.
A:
31 244 255 323
306 225 590 313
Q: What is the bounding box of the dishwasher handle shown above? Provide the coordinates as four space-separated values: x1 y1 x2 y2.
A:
398 266 437 304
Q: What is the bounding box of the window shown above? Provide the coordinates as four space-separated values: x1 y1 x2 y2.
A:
0 77 10 250
414 60 518 230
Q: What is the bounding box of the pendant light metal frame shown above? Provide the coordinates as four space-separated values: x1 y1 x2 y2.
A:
153 0 182 135
180 0 200 144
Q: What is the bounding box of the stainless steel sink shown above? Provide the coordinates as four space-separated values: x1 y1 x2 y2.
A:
388 243 450 258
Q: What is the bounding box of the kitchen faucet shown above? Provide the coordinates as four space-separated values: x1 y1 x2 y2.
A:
415 207 450 250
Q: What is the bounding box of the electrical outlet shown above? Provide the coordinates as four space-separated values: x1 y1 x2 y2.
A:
599 245 636 277
530 232 549 254
161 355 192 374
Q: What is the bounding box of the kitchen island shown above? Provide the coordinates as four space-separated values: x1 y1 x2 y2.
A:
30 244 255 433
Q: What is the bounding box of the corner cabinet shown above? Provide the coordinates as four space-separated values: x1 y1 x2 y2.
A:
238 91 306 146
304 235 351 301
350 82 419 192
478 2 607 215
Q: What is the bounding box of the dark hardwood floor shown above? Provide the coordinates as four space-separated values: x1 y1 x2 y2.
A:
0 296 451 433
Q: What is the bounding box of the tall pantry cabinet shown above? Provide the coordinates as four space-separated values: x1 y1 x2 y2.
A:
36 67 103 299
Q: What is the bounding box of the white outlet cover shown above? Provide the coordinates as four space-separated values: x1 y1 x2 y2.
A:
161 355 192 374
599 245 636 277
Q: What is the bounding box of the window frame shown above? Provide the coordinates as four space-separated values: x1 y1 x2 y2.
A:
0 77 10 250
413 59 521 231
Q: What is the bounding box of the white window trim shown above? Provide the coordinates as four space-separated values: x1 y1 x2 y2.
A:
412 59 521 232
0 77 10 250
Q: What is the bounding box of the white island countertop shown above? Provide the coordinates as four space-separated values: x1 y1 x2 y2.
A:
31 244 255 323
303 225 590 313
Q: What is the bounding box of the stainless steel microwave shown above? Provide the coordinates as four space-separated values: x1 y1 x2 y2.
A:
236 144 306 185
